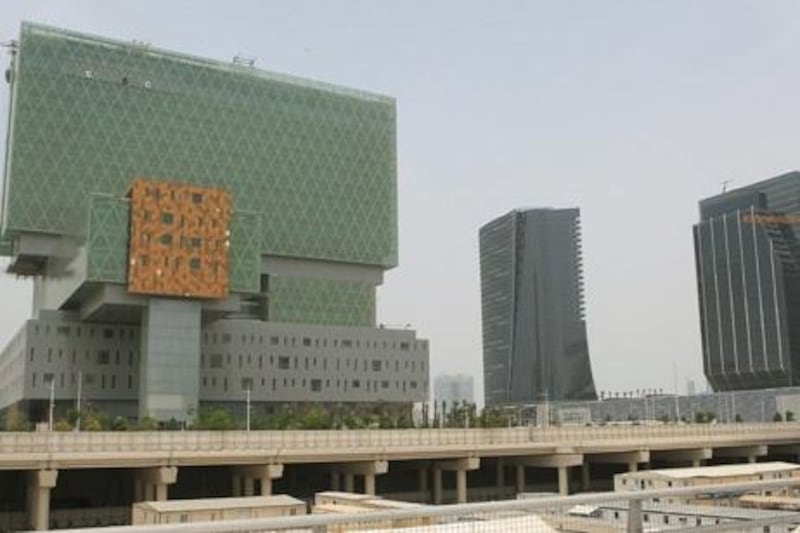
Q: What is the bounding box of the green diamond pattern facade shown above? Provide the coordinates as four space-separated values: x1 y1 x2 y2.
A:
269 277 375 327
3 22 397 269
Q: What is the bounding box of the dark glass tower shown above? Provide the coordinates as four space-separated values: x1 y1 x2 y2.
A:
694 171 800 391
480 208 597 406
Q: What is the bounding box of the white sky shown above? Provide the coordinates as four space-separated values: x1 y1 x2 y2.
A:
2 1 800 403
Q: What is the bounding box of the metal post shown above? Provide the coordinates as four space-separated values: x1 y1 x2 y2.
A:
48 379 55 432
75 370 82 432
246 388 251 432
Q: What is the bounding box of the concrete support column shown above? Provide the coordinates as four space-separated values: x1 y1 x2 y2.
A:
364 474 376 496
558 465 569 496
233 464 284 497
581 461 590 491
27 469 58 531
432 468 442 504
510 451 583 497
243 477 255 497
333 461 387 495
628 461 638 473
516 464 525 494
418 468 428 492
137 466 177 502
496 458 505 488
748 455 757 464
456 469 468 503
134 478 144 502
432 457 479 504
331 472 340 491
692 458 702 468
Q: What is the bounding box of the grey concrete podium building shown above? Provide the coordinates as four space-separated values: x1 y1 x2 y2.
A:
0 23 428 424
693 171 800 391
479 208 597 406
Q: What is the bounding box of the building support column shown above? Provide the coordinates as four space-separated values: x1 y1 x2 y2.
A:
418 467 428 493
628 461 638 473
330 472 340 492
344 473 355 493
516 464 525 494
27 469 58 531
232 474 242 497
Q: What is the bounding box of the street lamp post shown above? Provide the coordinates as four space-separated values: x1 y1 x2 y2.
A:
48 378 55 432
75 370 82 432
246 388 251 432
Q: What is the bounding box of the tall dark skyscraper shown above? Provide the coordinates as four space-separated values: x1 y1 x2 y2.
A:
479 208 597 406
694 171 800 391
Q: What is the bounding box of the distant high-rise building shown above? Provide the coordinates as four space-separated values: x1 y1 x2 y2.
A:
694 171 800 391
479 208 597 406
434 374 475 411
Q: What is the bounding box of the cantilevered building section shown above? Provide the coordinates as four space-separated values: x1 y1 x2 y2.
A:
479 208 597 407
0 22 428 423
693 171 800 392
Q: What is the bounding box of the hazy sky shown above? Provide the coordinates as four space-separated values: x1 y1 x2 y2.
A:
2 1 800 403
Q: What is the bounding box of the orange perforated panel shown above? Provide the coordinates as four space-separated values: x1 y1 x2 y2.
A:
127 178 232 298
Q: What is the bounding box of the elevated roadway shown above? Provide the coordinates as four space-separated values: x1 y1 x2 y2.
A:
4 423 800 530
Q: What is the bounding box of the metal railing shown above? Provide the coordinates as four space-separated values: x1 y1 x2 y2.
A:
1 423 799 455
49 478 800 533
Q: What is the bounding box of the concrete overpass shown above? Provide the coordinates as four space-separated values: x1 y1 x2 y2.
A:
3 422 800 530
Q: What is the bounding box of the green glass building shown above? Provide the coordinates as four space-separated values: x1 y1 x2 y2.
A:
0 23 428 423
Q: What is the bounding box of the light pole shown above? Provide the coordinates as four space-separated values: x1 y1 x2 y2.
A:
48 378 55 432
246 387 251 432
75 370 82 432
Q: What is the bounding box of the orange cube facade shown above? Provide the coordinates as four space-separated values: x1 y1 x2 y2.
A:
127 179 232 299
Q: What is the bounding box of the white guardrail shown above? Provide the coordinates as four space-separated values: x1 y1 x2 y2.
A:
0 422 799 454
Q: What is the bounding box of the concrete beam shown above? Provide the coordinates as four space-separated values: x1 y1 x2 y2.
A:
335 460 389 476
588 450 650 465
714 445 767 462
651 448 712 465
434 457 480 471
510 453 583 468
